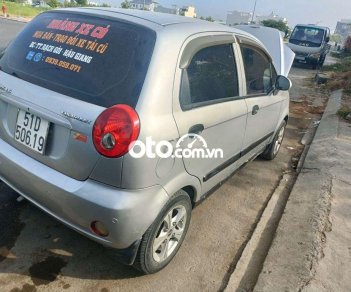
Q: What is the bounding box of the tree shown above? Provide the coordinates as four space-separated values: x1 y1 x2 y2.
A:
46 0 61 8
63 0 77 7
261 20 291 37
330 34 342 44
199 16 215 22
121 0 130 9
75 0 88 6
101 3 110 7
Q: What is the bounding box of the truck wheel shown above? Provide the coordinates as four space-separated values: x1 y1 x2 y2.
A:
133 190 192 274
260 121 286 160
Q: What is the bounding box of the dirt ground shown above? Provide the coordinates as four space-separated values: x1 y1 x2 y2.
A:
0 65 329 292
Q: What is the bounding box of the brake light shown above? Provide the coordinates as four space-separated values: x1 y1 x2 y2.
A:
92 104 140 158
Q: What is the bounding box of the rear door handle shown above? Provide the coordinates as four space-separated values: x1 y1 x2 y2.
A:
252 105 260 115
188 124 204 135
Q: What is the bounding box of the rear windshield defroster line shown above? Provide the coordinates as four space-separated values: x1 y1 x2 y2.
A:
0 12 156 108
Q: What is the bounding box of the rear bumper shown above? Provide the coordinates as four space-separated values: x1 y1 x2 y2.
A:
0 138 169 256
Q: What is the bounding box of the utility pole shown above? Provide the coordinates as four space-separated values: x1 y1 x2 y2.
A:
251 0 258 23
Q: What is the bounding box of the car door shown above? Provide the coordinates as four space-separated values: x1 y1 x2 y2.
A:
172 34 248 196
236 38 283 157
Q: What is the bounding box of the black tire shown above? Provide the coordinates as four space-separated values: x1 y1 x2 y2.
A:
260 121 286 160
133 190 192 274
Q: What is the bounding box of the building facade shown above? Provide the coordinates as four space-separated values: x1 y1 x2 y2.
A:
256 12 287 24
154 5 179 15
226 10 252 26
129 0 157 11
129 1 195 18
180 6 197 18
226 10 287 26
335 20 351 41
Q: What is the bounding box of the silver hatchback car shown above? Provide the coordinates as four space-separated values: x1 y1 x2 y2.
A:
0 8 294 274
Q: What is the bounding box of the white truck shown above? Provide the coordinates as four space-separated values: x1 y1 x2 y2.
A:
288 24 331 69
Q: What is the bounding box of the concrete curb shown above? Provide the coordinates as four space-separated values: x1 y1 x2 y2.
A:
224 174 295 291
0 16 31 23
253 90 342 291
223 96 328 292
223 95 326 291
297 119 319 173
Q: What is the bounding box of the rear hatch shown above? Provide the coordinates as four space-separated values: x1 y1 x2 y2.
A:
0 11 156 181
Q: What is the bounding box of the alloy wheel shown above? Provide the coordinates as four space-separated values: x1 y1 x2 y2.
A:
273 125 285 156
152 205 187 263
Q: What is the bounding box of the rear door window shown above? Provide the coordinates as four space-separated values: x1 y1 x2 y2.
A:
0 12 156 108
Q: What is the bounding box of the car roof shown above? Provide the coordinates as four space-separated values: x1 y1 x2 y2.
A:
57 7 206 26
54 7 250 36
77 7 199 26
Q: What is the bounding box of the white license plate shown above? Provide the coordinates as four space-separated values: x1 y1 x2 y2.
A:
15 110 50 154
295 56 305 61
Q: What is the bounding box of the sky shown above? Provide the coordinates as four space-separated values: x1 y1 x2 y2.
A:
105 0 351 31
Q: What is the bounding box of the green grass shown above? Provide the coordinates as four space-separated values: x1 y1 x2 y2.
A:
337 106 351 119
323 56 351 73
1 1 50 18
330 51 351 59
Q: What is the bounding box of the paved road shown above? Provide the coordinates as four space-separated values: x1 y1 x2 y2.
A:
0 20 327 291
0 18 26 50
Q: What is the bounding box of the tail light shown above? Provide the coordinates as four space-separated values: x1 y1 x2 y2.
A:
92 104 140 158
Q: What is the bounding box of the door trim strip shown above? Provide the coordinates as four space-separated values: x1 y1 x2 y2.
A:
203 131 274 182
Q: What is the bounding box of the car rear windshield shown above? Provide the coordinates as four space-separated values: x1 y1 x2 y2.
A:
0 11 156 108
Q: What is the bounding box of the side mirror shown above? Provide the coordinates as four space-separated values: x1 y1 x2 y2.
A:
275 75 292 91
326 36 330 43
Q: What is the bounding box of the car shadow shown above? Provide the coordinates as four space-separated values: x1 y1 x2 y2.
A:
0 186 142 283
292 62 320 71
